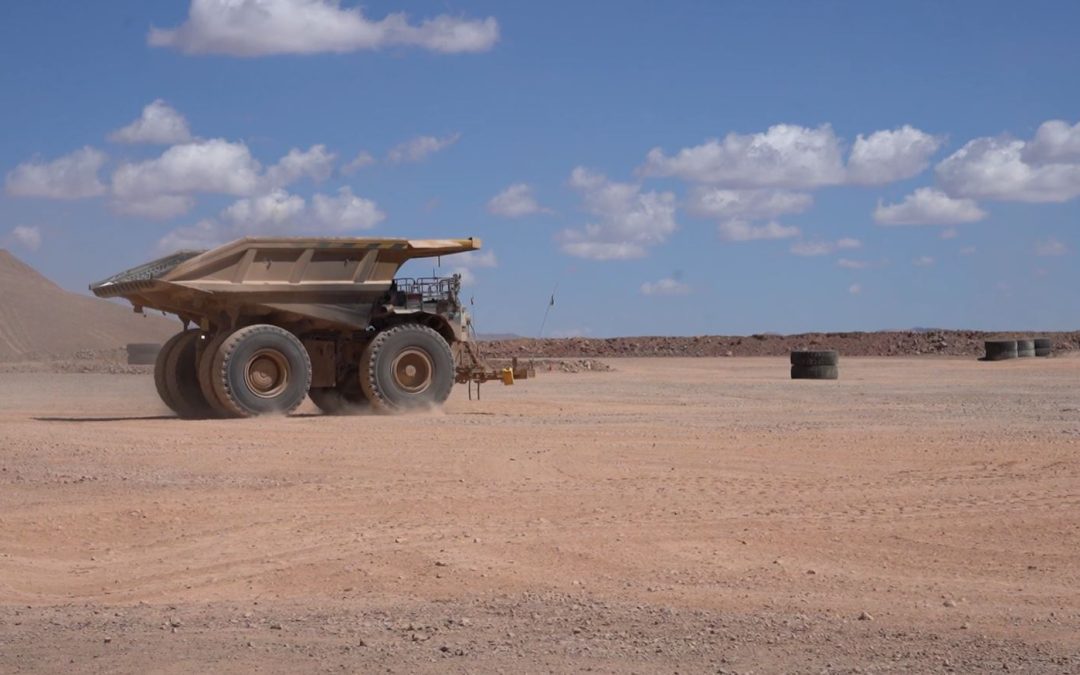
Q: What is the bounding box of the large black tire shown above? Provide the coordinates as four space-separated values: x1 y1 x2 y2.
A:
309 366 370 415
984 340 1018 361
1034 338 1053 357
790 350 839 367
360 324 455 412
197 331 236 418
164 330 217 419
791 365 839 380
210 324 312 418
154 331 189 413
1016 339 1036 358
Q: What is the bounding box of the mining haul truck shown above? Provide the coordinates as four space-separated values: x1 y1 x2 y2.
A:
90 237 530 418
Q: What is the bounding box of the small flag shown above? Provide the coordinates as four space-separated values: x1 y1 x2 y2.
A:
549 294 555 307
470 296 474 306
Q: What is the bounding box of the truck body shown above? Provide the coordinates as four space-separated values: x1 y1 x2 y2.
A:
91 237 528 418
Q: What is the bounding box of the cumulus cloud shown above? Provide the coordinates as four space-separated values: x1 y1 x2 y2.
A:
641 124 847 188
1022 120 1080 164
790 238 861 256
148 0 499 56
108 99 192 145
936 130 1080 203
558 167 677 260
110 140 336 219
5 147 107 199
10 225 42 251
716 220 799 242
959 245 977 256
159 187 384 250
487 183 548 217
1034 237 1068 256
940 227 959 240
263 144 336 187
641 278 691 296
341 151 375 174
846 125 943 185
112 139 262 200
686 188 812 220
874 187 987 225
912 256 935 267
386 133 460 164
848 283 862 295
449 249 497 287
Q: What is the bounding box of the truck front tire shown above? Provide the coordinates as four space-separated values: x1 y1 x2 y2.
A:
360 324 455 412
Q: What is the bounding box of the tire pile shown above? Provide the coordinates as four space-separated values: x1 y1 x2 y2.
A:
790 350 839 380
983 338 1053 361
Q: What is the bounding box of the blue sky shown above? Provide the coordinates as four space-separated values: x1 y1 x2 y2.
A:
2 1 1079 336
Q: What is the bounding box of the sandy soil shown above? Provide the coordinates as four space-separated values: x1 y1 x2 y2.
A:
1 357 1078 673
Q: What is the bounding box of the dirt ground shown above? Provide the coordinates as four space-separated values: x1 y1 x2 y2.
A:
1 357 1078 673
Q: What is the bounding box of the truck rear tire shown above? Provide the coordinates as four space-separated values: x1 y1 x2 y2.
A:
164 329 218 419
154 331 189 414
211 324 312 418
197 331 236 418
360 324 455 412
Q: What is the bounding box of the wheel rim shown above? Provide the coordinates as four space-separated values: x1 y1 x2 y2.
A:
244 348 289 399
390 348 434 394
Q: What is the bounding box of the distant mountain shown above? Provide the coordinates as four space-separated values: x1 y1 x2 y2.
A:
0 249 177 361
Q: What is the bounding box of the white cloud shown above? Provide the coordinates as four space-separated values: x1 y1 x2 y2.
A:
641 278 690 296
159 187 384 250
912 255 935 267
790 237 861 256
310 187 385 231
837 258 871 270
1034 237 1068 256
874 187 987 225
487 183 548 218
1022 120 1080 164
848 283 862 295
387 133 461 163
110 140 336 216
686 187 812 219
10 225 42 251
717 220 799 242
112 139 262 200
108 99 192 145
264 144 335 188
148 0 499 56
846 125 943 185
641 124 847 188
111 194 195 220
559 167 677 260
5 147 107 199
936 133 1080 203
940 227 959 239
342 151 375 174
959 245 977 256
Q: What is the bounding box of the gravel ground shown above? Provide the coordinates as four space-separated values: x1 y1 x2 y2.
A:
1 356 1078 673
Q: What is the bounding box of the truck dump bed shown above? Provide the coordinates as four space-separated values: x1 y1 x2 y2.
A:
90 237 480 330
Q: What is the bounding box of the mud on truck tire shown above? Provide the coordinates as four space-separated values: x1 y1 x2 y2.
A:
360 323 455 412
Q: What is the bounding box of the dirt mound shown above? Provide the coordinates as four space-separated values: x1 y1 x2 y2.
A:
0 249 176 362
481 330 1080 359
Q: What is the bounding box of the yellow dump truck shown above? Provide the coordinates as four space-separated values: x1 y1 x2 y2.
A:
91 237 528 418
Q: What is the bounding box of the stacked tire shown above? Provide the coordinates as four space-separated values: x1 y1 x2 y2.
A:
1034 338 1053 357
790 350 839 380
983 338 1053 361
